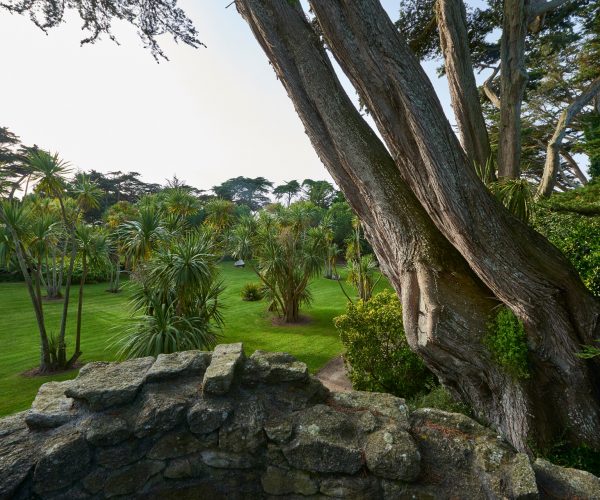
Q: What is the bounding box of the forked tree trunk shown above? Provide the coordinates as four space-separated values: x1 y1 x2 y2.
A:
237 0 536 452
309 0 600 451
560 150 588 186
436 0 492 177
497 0 529 179
239 0 600 452
537 77 600 198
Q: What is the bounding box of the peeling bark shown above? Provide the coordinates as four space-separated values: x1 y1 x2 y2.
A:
436 0 492 176
537 77 600 198
306 0 600 451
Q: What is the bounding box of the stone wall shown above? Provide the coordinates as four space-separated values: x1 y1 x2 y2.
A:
1 344 599 499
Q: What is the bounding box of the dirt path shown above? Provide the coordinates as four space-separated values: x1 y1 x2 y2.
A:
315 355 353 392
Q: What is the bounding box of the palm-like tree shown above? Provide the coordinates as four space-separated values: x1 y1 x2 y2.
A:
232 206 327 323
119 206 167 268
115 231 223 358
69 224 109 366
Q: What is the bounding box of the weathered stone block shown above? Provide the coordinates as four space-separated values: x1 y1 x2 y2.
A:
146 351 211 382
33 431 91 494
319 475 380 498
219 399 266 453
148 429 217 460
534 458 600 499
203 343 244 395
331 390 410 429
85 415 130 446
25 380 79 430
104 460 164 498
243 350 308 385
200 450 257 469
261 465 318 495
65 357 155 411
133 389 189 438
0 412 36 499
283 405 362 474
364 427 421 481
187 398 232 435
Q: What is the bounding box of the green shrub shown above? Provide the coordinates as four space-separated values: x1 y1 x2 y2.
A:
334 290 433 398
241 282 263 301
410 385 472 416
543 441 600 477
532 204 600 296
485 307 529 380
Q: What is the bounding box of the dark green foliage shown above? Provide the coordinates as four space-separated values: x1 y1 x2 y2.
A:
240 282 263 302
484 307 530 380
490 179 533 223
335 290 433 398
545 443 600 477
410 385 472 416
533 184 600 296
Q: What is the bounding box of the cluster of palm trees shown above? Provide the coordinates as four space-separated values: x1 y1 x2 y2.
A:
1 150 383 370
0 151 227 370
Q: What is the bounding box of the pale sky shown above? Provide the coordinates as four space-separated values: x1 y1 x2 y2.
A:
0 0 454 191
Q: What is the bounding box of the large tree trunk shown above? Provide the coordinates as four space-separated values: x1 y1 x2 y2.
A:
537 76 600 198
310 0 600 452
497 0 529 179
436 0 492 177
236 0 542 453
238 0 600 452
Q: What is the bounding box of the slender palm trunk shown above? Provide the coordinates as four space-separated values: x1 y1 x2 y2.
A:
68 252 86 367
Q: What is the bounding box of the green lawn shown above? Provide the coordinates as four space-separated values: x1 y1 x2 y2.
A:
0 264 389 416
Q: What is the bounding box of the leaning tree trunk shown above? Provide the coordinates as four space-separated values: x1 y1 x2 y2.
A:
436 0 492 177
309 0 600 451
537 76 600 199
560 150 588 186
236 0 540 453
497 0 529 179
238 0 600 452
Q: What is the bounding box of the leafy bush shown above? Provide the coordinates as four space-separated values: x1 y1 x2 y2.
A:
544 443 600 477
241 282 263 301
410 385 472 416
334 290 433 398
533 190 600 296
484 307 530 380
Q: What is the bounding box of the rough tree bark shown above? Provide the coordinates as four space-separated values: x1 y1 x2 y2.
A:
436 0 492 177
497 0 529 179
237 0 600 452
234 0 537 449
537 76 600 198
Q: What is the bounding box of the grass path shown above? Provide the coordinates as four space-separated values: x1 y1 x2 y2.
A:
0 264 389 416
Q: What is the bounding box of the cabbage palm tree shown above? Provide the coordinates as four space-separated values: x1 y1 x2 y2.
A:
69 224 109 366
119 206 167 268
115 231 223 358
232 206 327 323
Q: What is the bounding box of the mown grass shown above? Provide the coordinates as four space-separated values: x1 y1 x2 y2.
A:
0 263 389 416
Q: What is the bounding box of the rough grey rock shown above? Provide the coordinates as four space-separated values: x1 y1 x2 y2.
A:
200 450 258 469
25 380 79 429
320 476 380 498
104 460 164 498
0 412 36 499
202 343 244 395
261 465 318 495
283 404 362 474
243 350 309 384
264 418 293 444
33 431 91 494
132 384 191 437
364 427 421 481
534 458 600 499
148 429 217 460
187 398 232 435
219 398 266 453
85 415 130 446
146 351 211 382
65 357 155 410
330 390 410 429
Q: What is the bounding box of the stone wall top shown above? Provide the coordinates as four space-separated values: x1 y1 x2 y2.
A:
1 344 599 499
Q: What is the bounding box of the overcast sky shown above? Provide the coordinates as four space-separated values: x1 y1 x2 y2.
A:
0 0 455 191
